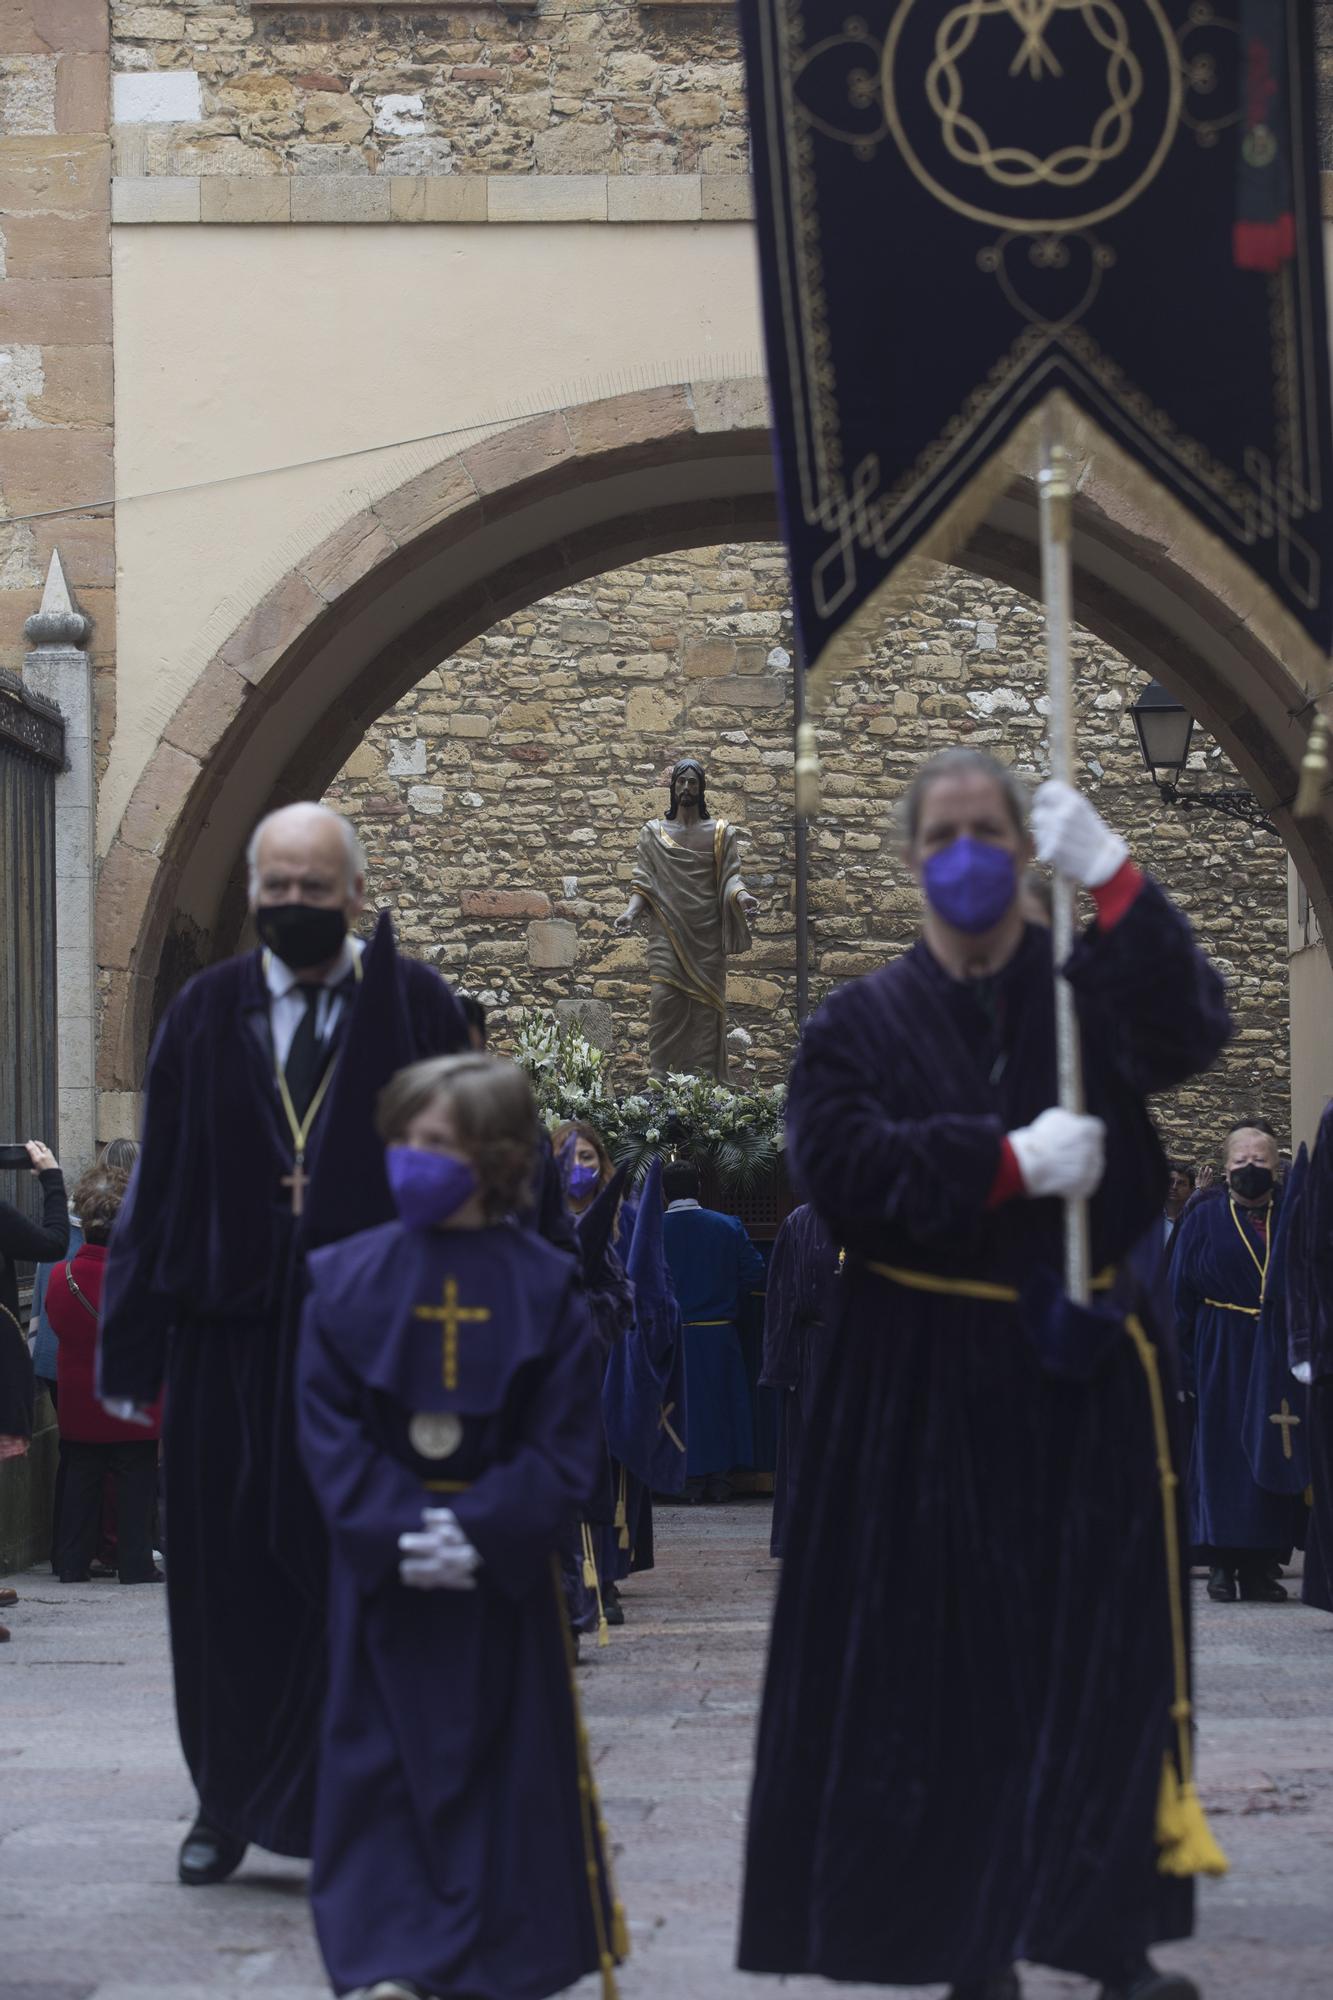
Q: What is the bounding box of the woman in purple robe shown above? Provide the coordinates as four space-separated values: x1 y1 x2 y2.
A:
739 751 1231 2000
298 1053 626 2000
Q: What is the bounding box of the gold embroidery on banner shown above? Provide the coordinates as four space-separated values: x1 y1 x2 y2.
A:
882 0 1182 233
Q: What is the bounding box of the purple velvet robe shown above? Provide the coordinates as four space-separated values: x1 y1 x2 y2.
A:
298 1218 622 2000
1289 1100 1333 1610
760 1203 839 1559
98 916 465 1856
1173 1186 1307 1554
739 880 1230 1988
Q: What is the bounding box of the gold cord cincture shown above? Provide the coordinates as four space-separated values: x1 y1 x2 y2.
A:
268 948 363 1216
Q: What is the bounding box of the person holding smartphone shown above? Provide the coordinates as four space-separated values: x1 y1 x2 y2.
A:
1 1140 68 1462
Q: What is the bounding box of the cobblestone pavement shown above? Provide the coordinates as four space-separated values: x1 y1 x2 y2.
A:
4 1501 1332 1998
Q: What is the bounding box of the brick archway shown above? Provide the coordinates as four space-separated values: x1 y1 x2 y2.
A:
97 378 1333 1093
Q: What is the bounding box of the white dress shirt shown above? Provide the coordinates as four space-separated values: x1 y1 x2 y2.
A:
264 934 364 1071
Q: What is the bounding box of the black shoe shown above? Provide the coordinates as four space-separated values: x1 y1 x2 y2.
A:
1098 1966 1199 2000
178 1818 247 1886
58 1571 91 1584
1206 1566 1236 1602
948 1974 1021 2000
603 1593 625 1627
119 1568 165 1585
1238 1569 1288 1602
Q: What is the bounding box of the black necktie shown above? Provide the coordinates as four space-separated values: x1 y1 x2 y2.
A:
283 985 325 1121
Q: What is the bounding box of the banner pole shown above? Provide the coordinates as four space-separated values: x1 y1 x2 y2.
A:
1038 408 1091 1306
794 660 810 1024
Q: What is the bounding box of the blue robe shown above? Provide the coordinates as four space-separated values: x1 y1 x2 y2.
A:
760 1204 840 1559
663 1203 765 1480
603 1160 689 1496
740 880 1229 1987
1173 1187 1307 1555
98 915 465 1857
298 1219 624 1999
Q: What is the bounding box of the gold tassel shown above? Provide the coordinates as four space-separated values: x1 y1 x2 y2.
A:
1156 1758 1229 1879
581 1523 611 1645
794 718 821 818
599 1952 618 1999
1293 710 1330 819
611 1899 631 1961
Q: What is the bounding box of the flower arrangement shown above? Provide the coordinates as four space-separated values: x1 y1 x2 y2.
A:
509 1013 786 1193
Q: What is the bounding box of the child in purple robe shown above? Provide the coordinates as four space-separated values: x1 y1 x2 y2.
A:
297 1053 627 2000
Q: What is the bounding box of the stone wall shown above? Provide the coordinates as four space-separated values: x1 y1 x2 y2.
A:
324 545 1292 1162
0 0 113 718
109 0 747 179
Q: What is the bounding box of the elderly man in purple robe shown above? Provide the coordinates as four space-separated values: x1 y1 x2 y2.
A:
1173 1117 1305 1603
739 748 1231 2000
98 803 467 1889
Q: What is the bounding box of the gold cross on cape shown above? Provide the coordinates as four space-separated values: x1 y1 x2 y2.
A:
414 1276 490 1391
1269 1398 1302 1461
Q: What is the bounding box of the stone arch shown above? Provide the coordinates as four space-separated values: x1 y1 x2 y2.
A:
97 377 1333 1092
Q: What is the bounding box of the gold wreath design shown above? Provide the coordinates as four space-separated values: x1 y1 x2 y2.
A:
927 0 1143 190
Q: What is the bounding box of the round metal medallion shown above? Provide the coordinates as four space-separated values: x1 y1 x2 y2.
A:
409 1410 464 1461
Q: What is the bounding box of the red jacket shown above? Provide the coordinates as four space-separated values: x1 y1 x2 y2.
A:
48 1245 163 1444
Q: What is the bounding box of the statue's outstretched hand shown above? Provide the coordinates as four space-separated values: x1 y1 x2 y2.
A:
739 892 759 920
614 908 635 936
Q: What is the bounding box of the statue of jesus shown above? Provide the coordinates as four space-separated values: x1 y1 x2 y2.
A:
615 757 759 1082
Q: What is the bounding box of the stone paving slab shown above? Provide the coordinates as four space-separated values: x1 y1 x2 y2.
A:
3 1501 1332 1997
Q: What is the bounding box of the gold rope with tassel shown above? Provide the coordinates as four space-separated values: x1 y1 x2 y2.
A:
1124 1314 1229 1880
1294 709 1330 820
581 1523 610 1648
549 1558 627 1999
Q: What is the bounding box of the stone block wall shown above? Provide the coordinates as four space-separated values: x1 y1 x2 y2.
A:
109 0 748 179
324 545 1292 1161
0 0 114 725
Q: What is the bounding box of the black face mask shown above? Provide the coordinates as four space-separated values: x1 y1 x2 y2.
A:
256 903 348 972
1229 1162 1275 1202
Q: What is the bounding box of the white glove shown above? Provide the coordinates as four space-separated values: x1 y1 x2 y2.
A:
398 1506 481 1591
1292 1361 1314 1386
1031 779 1128 888
100 1397 154 1427
1009 1107 1107 1201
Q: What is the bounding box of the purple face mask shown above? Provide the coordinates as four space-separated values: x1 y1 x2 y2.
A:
386 1147 478 1229
567 1162 600 1201
922 837 1017 935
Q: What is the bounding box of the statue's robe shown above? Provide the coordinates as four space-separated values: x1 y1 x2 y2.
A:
739 880 1229 1988
98 915 464 1857
1289 1101 1333 1611
631 817 751 1081
297 1219 624 2000
1174 1187 1307 1558
760 1203 839 1559
663 1203 765 1480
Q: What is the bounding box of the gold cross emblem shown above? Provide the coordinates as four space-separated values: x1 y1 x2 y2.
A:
281 1155 310 1217
413 1276 490 1390
1269 1397 1302 1462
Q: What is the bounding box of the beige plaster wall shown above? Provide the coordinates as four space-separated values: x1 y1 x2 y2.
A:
106 216 763 848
